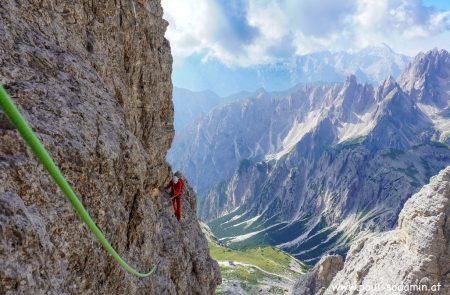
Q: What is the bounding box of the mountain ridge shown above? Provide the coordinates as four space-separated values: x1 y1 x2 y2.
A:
173 45 411 96
169 49 450 266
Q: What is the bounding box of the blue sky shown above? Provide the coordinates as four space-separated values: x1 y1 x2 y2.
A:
424 0 450 10
162 0 450 66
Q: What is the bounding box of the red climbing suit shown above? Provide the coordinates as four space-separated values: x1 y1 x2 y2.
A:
165 178 184 221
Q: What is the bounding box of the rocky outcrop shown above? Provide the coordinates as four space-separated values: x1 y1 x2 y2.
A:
293 256 344 295
0 0 220 294
293 166 450 295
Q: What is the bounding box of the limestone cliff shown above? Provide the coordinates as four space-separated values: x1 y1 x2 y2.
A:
293 166 450 295
0 0 220 294
293 256 344 295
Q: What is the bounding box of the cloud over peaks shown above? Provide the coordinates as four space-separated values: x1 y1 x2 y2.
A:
162 0 450 66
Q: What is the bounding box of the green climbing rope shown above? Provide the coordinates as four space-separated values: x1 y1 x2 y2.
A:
0 85 156 278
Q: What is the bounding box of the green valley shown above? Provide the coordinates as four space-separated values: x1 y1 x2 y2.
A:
202 223 308 294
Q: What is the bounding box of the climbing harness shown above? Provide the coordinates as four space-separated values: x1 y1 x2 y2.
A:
0 85 156 278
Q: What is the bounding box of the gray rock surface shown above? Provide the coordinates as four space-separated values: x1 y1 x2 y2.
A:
293 255 344 295
293 166 450 295
0 0 220 294
399 49 450 109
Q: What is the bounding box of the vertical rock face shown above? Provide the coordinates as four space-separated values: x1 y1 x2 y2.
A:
0 1 220 294
293 166 450 295
293 256 344 295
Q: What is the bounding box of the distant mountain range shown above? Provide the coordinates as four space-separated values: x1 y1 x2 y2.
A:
172 87 255 131
169 49 450 265
172 44 411 96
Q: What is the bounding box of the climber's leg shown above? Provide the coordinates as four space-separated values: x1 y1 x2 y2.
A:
175 196 181 221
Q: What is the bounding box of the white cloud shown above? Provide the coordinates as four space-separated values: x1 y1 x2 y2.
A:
354 0 449 37
162 0 450 66
161 0 221 63
351 0 450 54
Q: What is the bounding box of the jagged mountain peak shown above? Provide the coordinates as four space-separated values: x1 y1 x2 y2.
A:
376 76 400 101
417 47 449 61
344 74 358 86
399 48 450 108
368 83 434 150
332 75 375 124
403 48 449 80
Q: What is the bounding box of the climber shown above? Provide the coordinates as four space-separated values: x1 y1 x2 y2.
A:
164 174 184 222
